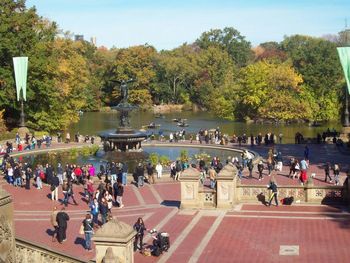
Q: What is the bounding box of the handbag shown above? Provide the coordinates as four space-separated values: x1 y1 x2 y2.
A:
50 185 55 191
79 224 84 235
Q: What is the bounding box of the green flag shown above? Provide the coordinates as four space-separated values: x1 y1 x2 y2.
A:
337 47 350 95
13 57 28 101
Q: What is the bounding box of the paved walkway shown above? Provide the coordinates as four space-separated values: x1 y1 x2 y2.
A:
1 141 350 262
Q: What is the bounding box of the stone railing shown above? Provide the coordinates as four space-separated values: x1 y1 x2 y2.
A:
15 237 87 263
180 163 350 209
237 182 346 204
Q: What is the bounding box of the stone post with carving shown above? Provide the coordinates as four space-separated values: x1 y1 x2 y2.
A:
92 218 136 263
180 167 201 209
216 163 238 209
0 186 16 262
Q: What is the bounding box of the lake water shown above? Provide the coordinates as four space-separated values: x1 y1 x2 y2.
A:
69 111 342 144
20 145 241 173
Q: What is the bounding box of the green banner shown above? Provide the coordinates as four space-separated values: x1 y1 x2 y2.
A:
337 47 350 94
13 57 28 101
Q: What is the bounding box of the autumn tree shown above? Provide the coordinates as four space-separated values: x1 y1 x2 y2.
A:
236 60 312 121
106 45 157 106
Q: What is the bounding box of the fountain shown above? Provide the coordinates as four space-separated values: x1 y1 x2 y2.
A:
99 79 148 157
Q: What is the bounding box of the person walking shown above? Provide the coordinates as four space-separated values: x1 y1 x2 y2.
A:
133 217 147 251
25 167 33 190
82 214 94 251
324 162 332 183
63 181 78 206
146 162 155 184
135 163 144 187
90 198 99 226
56 207 69 243
155 162 163 179
50 206 58 242
121 162 128 186
333 163 340 185
57 163 64 185
116 182 124 208
175 160 182 181
247 159 254 178
300 158 309 185
208 167 217 189
267 180 278 207
51 174 60 201
257 161 264 181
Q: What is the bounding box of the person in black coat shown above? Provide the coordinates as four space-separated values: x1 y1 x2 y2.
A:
51 174 60 201
45 164 54 185
25 167 33 190
133 217 147 251
267 181 278 207
56 208 70 243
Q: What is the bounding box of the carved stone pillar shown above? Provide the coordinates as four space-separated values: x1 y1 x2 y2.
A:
216 163 238 209
179 167 201 209
92 218 136 263
0 186 16 262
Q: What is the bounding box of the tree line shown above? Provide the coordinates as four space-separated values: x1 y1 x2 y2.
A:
0 0 348 132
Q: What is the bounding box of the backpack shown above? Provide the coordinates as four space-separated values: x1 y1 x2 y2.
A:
39 171 45 180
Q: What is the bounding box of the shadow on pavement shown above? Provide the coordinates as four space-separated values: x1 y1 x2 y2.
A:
161 200 180 208
74 237 85 248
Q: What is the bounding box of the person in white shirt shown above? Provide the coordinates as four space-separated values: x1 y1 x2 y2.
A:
155 163 163 178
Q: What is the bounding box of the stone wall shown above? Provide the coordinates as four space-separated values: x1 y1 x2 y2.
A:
15 238 86 263
237 183 345 204
180 164 350 209
0 187 16 263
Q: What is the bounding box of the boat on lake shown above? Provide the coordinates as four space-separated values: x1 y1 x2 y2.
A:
142 122 161 129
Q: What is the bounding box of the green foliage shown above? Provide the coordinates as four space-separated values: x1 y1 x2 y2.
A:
80 146 91 156
179 149 189 162
196 27 253 67
0 109 7 133
281 35 343 120
159 155 170 165
69 148 79 158
34 131 49 137
148 152 159 166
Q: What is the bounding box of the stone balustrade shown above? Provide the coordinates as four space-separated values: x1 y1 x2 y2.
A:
15 237 86 263
180 164 350 209
237 183 345 204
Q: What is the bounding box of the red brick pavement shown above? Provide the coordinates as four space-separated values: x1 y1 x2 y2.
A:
3 141 350 262
167 216 216 263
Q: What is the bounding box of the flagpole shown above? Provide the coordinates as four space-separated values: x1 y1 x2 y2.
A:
19 97 25 127
345 90 349 127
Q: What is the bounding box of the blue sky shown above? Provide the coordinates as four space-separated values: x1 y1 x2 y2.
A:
26 0 349 50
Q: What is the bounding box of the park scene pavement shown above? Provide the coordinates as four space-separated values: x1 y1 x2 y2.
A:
2 141 350 262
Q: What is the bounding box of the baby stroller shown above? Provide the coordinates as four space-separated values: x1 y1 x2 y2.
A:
150 230 170 256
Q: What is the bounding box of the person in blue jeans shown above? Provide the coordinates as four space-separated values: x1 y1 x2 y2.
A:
82 214 94 251
90 198 99 225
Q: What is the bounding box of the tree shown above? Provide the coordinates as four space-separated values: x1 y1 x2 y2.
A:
106 45 157 106
0 0 57 126
281 35 343 121
195 27 253 67
236 60 310 121
156 44 200 103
